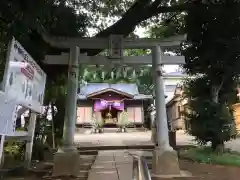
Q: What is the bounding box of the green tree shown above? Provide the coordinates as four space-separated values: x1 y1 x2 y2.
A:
182 0 240 151
0 0 89 80
183 76 238 151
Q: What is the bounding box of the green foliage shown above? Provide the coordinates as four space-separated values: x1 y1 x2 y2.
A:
0 0 89 80
185 99 235 146
4 141 25 157
182 1 240 150
117 111 129 128
80 0 134 32
80 64 153 95
91 114 104 129
79 47 153 94
183 76 239 106
3 141 25 167
183 1 240 83
183 77 237 150
148 12 185 38
180 147 240 166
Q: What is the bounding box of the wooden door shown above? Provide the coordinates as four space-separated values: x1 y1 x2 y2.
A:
76 107 93 124
127 107 135 123
134 107 143 124
127 106 143 124
77 107 85 124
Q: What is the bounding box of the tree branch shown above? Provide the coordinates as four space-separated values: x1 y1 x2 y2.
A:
84 1 190 56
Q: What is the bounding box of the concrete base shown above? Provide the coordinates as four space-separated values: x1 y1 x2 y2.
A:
51 150 81 177
152 147 181 176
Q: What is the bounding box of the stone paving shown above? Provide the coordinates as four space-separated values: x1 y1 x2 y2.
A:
74 130 240 151
87 150 133 180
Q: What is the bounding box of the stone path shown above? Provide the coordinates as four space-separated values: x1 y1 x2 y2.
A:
87 150 133 180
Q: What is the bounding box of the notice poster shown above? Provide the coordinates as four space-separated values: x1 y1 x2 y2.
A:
2 37 47 113
0 91 18 135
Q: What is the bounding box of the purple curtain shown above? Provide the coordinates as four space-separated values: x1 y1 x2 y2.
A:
94 100 108 111
111 101 124 111
94 100 124 111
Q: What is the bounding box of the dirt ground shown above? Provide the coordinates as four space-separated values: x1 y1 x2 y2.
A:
178 158 240 180
6 159 240 180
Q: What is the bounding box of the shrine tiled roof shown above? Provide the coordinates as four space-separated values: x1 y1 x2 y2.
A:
79 83 139 96
78 83 152 100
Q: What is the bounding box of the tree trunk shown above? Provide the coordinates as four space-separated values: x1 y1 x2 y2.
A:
211 139 224 153
211 85 225 152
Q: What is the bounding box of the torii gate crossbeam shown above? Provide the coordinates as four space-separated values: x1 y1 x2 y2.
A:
42 34 186 49
44 53 185 65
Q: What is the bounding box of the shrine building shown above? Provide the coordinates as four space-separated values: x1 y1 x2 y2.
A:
76 83 152 128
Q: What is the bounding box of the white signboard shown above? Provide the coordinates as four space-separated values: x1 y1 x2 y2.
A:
108 34 123 59
0 92 18 135
2 37 47 113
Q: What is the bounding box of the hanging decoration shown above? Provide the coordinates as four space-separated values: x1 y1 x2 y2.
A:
123 67 127 78
132 69 136 79
111 69 114 79
93 71 97 80
116 68 121 79
101 71 105 80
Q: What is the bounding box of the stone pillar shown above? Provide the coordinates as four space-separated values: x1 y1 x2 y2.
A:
52 46 81 177
62 46 80 151
151 46 180 176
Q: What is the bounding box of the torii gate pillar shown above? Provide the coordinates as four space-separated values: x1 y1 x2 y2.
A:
151 46 181 176
62 46 79 150
52 46 81 177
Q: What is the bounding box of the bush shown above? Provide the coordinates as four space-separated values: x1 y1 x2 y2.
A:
185 99 237 151
3 141 25 168
183 77 237 151
117 111 129 128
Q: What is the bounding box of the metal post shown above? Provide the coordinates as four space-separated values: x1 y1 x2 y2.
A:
152 46 172 151
62 46 79 151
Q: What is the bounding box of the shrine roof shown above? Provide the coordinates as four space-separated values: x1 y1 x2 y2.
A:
78 83 139 96
77 83 152 100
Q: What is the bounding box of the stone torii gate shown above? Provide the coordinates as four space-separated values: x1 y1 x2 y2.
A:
42 34 186 176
